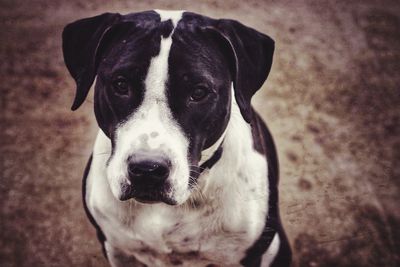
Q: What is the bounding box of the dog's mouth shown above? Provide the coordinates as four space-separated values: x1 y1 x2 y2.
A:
114 161 203 206
119 183 177 205
133 192 177 205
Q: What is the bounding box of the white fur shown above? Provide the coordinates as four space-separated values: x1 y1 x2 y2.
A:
85 9 278 267
261 234 280 267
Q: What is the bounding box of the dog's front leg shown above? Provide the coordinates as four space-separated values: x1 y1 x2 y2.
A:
105 242 146 267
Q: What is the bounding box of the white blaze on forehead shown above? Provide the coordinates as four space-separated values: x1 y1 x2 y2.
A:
145 9 184 100
154 9 184 27
144 35 172 100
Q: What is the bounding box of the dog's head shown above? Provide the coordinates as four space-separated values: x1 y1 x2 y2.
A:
63 10 274 205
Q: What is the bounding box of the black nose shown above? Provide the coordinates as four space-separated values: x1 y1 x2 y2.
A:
127 153 170 188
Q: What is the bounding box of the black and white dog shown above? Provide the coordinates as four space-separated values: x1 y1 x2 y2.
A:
62 10 291 267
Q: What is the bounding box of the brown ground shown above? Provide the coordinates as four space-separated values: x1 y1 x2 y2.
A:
1 0 399 266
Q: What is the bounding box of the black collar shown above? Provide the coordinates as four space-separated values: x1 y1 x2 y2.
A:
199 143 224 173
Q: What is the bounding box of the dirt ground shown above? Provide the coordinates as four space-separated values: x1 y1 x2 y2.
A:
1 0 399 266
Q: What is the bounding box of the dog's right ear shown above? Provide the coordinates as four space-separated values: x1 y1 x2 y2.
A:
62 13 121 110
202 21 274 123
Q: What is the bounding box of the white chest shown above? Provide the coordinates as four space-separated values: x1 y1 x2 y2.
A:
87 150 268 266
94 199 262 266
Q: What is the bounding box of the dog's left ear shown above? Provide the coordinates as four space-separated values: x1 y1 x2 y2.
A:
62 13 122 110
210 20 275 123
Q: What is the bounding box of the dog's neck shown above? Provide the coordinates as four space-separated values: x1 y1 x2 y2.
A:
199 126 226 167
199 86 243 169
186 91 267 209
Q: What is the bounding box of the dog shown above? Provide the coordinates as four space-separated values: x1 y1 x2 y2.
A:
62 9 291 267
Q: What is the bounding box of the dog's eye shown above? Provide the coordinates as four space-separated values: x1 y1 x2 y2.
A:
190 85 209 102
112 77 129 95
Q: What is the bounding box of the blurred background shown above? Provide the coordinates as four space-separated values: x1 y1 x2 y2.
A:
1 0 399 266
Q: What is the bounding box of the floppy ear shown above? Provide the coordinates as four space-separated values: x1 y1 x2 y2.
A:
62 13 121 110
213 19 275 123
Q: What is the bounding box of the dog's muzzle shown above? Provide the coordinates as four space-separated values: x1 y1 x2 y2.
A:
120 151 175 205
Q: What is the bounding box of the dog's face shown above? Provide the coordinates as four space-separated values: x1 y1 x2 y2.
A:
63 10 274 205
95 12 232 204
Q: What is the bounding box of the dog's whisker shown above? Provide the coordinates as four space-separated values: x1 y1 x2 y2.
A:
95 152 111 156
